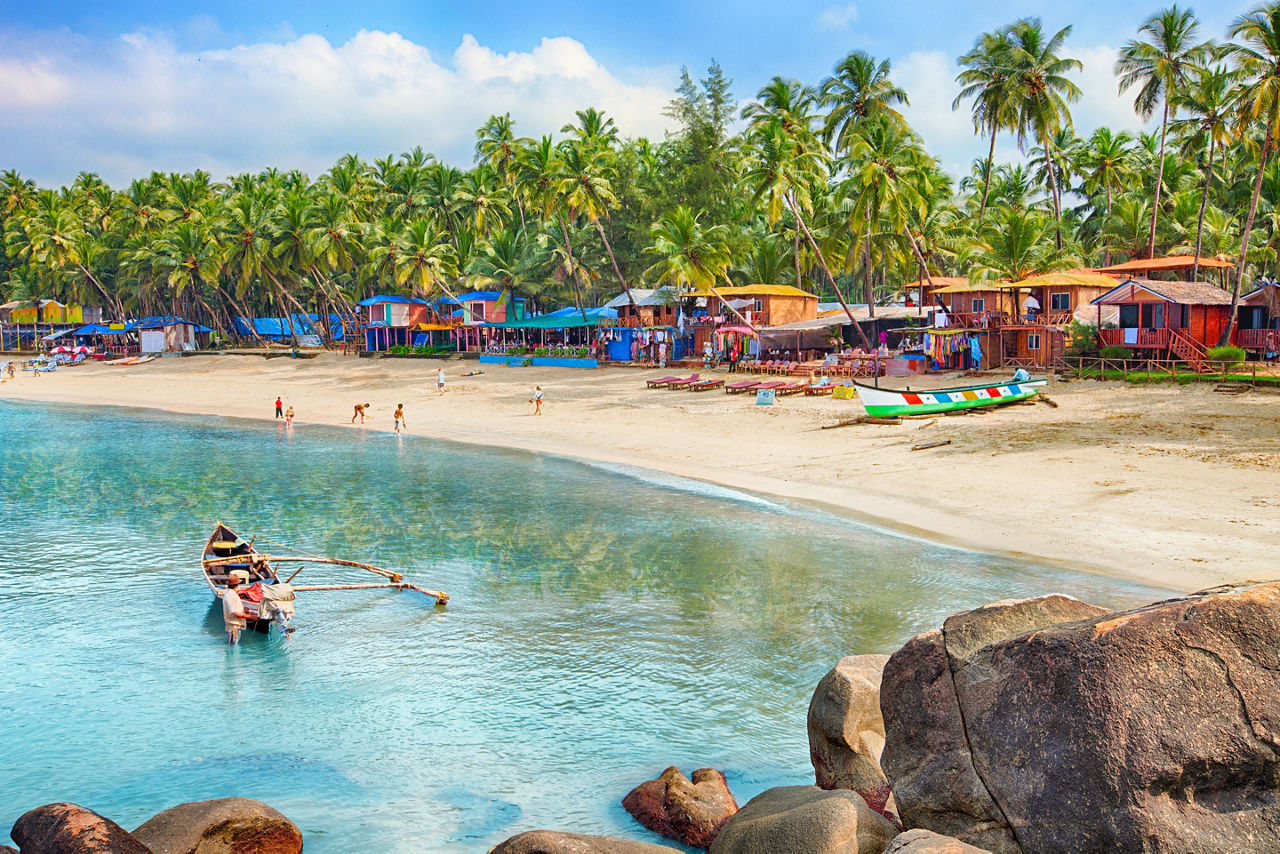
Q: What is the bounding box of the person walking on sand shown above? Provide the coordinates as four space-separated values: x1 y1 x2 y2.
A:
352 403 371 423
531 386 543 415
394 403 405 434
437 367 447 395
284 406 294 426
275 396 283 419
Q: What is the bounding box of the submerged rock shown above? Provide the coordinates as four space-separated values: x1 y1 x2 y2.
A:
708 785 897 854
622 766 737 849
881 583 1280 853
488 830 683 853
808 654 895 822
131 797 302 854
10 803 152 854
883 829 991 853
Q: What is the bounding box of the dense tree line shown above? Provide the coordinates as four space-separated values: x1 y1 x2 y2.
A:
5 5 1280 345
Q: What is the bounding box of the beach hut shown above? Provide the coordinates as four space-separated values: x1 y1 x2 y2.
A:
984 271 1120 368
134 317 212 353
1235 283 1280 356
706 285 818 326
1090 279 1234 364
929 280 1009 327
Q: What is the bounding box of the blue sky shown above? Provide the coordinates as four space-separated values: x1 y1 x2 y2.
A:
0 1 1256 187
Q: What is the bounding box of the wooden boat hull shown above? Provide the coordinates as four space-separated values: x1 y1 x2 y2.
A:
202 523 280 629
853 377 1047 417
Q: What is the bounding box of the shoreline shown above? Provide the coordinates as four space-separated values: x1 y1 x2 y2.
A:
4 353 1278 593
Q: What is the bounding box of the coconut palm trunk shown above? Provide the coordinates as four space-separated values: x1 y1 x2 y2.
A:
1148 98 1170 259
977 130 997 227
557 212 590 324
1192 137 1216 283
214 282 269 347
1221 130 1273 346
592 219 638 308
787 193 872 349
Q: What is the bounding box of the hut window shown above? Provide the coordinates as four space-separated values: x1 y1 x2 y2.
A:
971 298 985 313
1050 292 1070 311
1027 333 1041 350
468 302 485 321
1119 305 1139 328
754 300 763 312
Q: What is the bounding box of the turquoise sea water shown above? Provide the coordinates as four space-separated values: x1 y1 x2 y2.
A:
0 401 1172 852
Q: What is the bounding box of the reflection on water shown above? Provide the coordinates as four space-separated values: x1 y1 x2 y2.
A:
0 401 1171 852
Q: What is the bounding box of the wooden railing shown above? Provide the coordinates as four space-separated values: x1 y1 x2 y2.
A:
1235 328 1279 349
1097 327 1172 348
1063 356 1273 384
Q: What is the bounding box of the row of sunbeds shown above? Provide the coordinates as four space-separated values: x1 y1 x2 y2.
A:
644 374 841 397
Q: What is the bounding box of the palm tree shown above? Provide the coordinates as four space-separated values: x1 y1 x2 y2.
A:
642 205 732 291
954 29 1019 227
1077 128 1139 264
974 206 1076 282
1224 3 1280 343
1005 18 1083 247
1116 5 1210 258
556 139 640 308
392 220 460 304
1170 64 1239 279
820 51 909 156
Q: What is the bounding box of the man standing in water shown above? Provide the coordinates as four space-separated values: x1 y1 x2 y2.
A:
222 570 249 644
275 396 283 419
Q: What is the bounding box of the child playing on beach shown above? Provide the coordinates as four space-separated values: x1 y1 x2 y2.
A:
352 403 371 423
437 368 447 395
284 406 294 426
531 386 543 415
394 403 405 434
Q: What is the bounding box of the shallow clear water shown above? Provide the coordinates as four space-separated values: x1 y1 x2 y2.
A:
0 401 1171 852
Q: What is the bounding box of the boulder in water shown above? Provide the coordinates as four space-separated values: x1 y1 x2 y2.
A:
488 830 684 853
708 785 898 854
10 803 152 854
881 583 1280 853
131 797 302 854
622 766 738 848
808 654 896 821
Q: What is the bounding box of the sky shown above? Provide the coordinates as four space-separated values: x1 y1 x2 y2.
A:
0 0 1257 188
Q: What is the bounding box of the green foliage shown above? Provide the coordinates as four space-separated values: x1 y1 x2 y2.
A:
1065 320 1099 356
1098 345 1130 359
1205 345 1245 364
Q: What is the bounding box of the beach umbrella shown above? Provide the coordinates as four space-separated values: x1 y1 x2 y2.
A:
73 346 91 354
52 346 71 354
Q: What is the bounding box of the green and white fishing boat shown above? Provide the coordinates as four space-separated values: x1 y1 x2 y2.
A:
853 375 1047 417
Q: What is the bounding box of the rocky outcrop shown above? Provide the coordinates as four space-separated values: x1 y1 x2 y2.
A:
883 829 990 853
622 766 737 849
881 584 1280 853
708 785 897 854
10 803 152 854
131 797 302 854
808 654 895 820
488 830 683 853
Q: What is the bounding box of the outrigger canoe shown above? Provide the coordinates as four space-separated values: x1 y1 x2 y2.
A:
853 376 1047 417
202 522 448 635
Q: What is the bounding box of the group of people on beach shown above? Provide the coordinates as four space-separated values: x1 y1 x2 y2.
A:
274 396 294 425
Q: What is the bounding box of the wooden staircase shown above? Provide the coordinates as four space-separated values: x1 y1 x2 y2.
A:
1168 328 1207 370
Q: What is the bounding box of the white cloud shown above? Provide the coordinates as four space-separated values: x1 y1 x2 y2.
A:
816 4 860 32
0 28 678 187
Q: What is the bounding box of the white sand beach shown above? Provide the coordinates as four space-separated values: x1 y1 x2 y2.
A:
4 354 1278 592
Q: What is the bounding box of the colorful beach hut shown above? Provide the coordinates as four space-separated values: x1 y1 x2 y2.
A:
1091 278 1234 364
134 317 212 353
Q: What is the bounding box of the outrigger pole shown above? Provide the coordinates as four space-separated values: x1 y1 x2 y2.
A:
204 552 449 605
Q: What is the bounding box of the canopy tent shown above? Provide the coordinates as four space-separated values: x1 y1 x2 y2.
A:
486 305 617 329
71 323 117 335
133 316 214 332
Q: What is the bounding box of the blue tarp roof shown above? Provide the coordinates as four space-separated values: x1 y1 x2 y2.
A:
71 323 116 335
451 291 526 303
356 295 431 307
132 316 213 332
233 313 344 340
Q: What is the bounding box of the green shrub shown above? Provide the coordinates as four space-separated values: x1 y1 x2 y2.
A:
1098 345 1129 359
1205 345 1245 365
1065 320 1099 357
387 344 410 355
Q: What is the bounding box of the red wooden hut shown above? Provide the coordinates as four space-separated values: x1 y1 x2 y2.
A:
1091 278 1234 364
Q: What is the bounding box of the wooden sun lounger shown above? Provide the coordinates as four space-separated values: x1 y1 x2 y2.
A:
774 382 808 396
724 380 761 394
804 384 836 396
754 381 786 390
665 374 701 389
646 375 683 388
688 379 724 392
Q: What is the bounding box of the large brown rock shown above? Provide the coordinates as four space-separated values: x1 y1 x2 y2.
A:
622 766 737 849
808 654 895 820
708 785 898 854
131 798 302 854
881 583 1280 853
487 830 683 853
883 829 990 853
10 803 152 854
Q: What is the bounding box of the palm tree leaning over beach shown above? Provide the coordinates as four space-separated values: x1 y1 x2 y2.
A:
1116 5 1210 259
